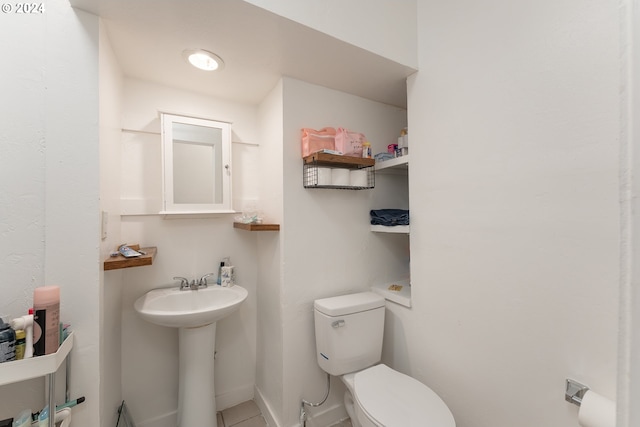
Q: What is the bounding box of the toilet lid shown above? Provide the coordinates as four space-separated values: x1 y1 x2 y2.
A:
353 364 455 427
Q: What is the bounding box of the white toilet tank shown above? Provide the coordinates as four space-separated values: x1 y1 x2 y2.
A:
314 292 385 376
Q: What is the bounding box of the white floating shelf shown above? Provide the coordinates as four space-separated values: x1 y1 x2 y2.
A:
372 281 411 308
371 224 410 234
0 332 74 386
375 155 409 173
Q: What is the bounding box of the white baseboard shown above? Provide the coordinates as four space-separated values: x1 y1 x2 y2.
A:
135 384 253 427
136 410 177 427
254 385 282 427
304 402 349 427
253 385 348 427
217 384 255 411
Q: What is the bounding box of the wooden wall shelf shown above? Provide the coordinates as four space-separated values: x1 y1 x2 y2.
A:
233 222 280 231
104 247 157 270
303 152 374 169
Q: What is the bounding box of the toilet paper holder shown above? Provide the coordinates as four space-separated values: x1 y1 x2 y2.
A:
566 379 589 406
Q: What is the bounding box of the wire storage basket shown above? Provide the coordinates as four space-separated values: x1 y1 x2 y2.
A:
302 152 375 190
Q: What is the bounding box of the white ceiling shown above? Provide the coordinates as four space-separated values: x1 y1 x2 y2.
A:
71 0 415 108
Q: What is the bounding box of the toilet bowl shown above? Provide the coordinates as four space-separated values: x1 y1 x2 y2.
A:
313 292 456 427
341 364 455 427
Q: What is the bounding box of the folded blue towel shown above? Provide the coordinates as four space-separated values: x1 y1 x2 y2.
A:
370 209 409 226
374 152 395 162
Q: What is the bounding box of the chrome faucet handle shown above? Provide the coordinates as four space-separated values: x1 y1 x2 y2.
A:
198 273 215 287
173 276 190 290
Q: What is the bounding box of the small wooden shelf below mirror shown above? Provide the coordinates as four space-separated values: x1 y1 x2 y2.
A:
233 222 280 231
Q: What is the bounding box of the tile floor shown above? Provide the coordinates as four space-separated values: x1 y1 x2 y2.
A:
218 400 267 427
328 419 353 427
218 400 352 427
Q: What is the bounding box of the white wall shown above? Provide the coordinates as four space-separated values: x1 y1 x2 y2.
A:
243 0 417 69
119 79 260 215
0 1 102 424
254 79 285 427
117 78 261 427
99 19 125 427
620 1 640 426
0 0 48 416
43 3 101 425
0 0 46 318
407 1 620 426
277 77 408 427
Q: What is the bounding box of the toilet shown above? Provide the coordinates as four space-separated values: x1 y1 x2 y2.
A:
314 292 455 427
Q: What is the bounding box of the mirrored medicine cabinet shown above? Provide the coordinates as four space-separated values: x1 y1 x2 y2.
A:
160 113 233 214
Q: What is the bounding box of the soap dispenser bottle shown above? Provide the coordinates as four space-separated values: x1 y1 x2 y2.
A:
216 261 224 285
216 256 230 285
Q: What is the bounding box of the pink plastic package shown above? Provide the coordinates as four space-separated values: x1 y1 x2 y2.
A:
335 128 365 157
301 127 336 157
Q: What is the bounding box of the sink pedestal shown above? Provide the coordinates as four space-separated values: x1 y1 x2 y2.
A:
133 284 248 427
178 323 218 427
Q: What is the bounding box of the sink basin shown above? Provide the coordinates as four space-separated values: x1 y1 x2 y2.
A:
134 285 248 328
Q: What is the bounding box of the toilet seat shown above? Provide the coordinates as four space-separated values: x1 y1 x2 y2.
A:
353 364 455 427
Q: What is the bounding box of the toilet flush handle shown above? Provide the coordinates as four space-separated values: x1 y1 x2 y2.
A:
332 320 345 328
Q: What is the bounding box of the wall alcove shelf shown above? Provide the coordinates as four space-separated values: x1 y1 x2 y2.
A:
104 246 157 270
374 154 409 173
372 155 410 234
233 222 280 231
371 224 410 233
371 155 411 307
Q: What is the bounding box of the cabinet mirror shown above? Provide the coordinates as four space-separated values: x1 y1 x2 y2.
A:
160 113 233 214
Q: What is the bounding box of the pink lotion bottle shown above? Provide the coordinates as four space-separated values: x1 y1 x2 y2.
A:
33 286 60 355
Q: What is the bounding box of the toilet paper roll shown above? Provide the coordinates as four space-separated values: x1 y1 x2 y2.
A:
316 167 332 186
331 168 350 186
578 390 615 427
350 170 368 187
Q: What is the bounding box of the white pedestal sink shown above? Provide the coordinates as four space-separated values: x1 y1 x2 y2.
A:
134 285 248 427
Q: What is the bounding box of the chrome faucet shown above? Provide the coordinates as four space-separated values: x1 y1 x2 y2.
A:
174 274 215 291
198 273 215 288
174 276 192 291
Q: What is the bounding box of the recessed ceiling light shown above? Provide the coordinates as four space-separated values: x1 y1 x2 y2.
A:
182 49 225 71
